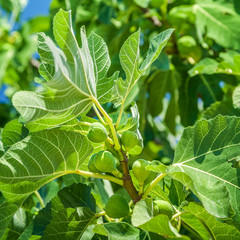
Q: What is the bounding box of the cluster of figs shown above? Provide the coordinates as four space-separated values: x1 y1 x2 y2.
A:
86 122 173 219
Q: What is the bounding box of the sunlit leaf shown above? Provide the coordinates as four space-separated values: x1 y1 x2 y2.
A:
168 115 240 220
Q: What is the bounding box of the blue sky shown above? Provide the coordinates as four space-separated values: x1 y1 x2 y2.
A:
0 0 51 103
21 0 51 22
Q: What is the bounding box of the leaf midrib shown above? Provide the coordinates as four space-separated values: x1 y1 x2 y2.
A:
173 164 240 190
195 4 233 35
57 11 95 99
174 142 240 165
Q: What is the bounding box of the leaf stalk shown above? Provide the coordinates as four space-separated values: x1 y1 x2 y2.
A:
142 173 166 199
75 169 123 186
92 98 121 151
34 191 45 209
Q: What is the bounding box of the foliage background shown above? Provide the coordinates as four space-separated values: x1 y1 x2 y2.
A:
0 0 240 239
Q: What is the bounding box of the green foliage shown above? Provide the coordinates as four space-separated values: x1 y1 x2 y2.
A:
153 200 173 219
0 0 240 239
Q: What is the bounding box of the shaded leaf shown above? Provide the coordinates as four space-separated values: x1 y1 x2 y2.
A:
184 202 240 240
2 119 28 148
42 207 95 240
93 222 140 240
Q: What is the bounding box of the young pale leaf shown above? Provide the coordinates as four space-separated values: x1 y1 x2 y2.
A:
12 9 117 132
233 85 240 109
168 115 240 220
2 207 32 240
88 32 119 104
0 129 92 236
0 129 4 156
114 28 174 108
117 103 139 133
13 30 93 132
183 202 240 240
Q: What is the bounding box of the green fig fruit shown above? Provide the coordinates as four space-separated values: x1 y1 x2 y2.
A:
105 194 130 218
121 131 138 150
177 35 202 61
132 159 150 185
95 151 122 178
88 154 101 173
161 157 172 165
153 200 173 219
87 122 108 143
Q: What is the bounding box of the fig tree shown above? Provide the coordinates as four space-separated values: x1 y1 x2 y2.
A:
153 200 173 219
121 131 138 150
105 194 130 218
132 159 150 185
87 122 108 143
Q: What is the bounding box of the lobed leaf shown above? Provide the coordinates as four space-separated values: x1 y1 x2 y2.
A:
0 129 92 236
12 9 117 132
168 115 240 220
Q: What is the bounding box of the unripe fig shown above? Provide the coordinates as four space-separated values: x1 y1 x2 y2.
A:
121 131 138 150
105 194 130 218
177 35 202 61
132 159 150 185
87 122 108 143
95 151 122 178
161 157 171 165
153 200 173 219
88 154 101 173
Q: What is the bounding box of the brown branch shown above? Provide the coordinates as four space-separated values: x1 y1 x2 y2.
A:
119 150 141 204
